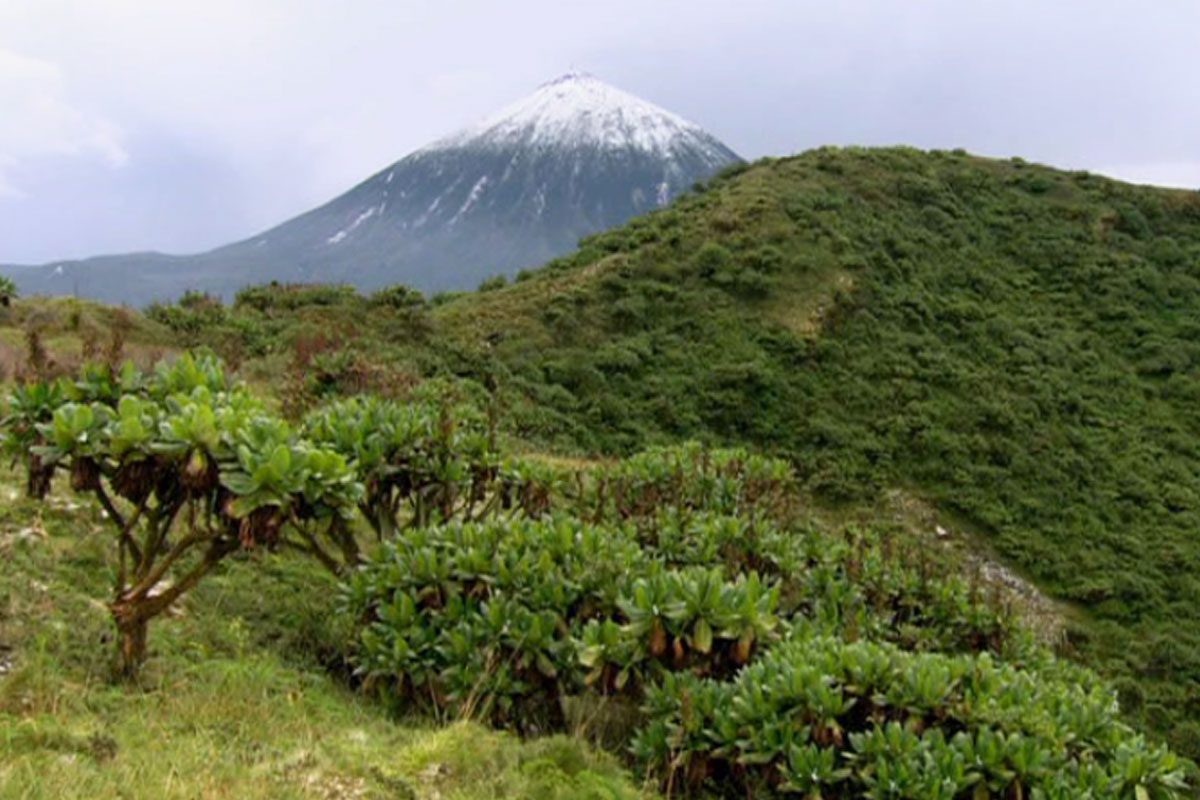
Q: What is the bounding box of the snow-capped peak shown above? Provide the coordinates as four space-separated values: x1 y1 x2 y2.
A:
429 72 718 156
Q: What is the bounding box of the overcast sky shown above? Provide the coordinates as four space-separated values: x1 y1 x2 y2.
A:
1 0 1198 264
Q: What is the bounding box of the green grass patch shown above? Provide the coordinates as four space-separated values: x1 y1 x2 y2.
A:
0 468 645 799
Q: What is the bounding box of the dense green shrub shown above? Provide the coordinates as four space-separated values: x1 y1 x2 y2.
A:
478 275 509 292
694 241 732 277
1 354 363 675
345 518 645 724
345 444 1190 796
577 443 796 524
368 284 426 310
344 513 791 723
634 632 1190 798
233 282 358 312
0 379 65 498
303 393 498 535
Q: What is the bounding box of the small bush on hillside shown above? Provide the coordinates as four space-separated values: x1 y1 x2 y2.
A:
430 290 466 306
0 274 16 307
1 379 64 498
741 244 786 275
233 282 358 313
147 291 225 335
478 275 509 292
693 241 732 277
1114 204 1153 239
369 284 426 310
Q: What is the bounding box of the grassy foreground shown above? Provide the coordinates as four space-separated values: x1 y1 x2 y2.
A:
0 468 645 800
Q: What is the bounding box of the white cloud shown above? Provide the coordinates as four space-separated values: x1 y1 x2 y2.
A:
0 155 20 197
0 48 127 197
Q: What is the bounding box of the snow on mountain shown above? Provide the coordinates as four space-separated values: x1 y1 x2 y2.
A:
432 71 727 158
5 73 741 305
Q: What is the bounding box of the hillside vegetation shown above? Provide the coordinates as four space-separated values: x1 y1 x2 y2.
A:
459 148 1200 754
0 361 1189 796
0 466 643 799
103 146 1200 756
2 145 1199 794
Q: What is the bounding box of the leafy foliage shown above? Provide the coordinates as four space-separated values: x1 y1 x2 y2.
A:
0 379 65 497
345 444 1193 797
0 273 16 306
233 282 360 313
303 392 497 536
634 633 1189 798
577 442 796 523
15 353 365 675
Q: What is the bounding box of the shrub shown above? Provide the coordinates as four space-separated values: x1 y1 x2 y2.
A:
0 379 66 498
578 443 797 524
633 632 1190 798
146 291 227 343
342 444 1191 796
345 444 1030 755
233 282 358 313
368 284 426 311
344 515 787 725
693 241 732 277
303 394 498 535
11 354 364 676
478 275 509 292
0 274 16 307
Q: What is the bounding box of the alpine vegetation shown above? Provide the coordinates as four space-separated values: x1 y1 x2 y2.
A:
3 145 1199 797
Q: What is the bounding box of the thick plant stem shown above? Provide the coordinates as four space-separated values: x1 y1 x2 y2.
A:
25 454 51 500
109 537 236 679
112 606 148 680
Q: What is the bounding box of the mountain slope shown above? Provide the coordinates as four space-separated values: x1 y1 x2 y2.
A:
414 147 1200 754
5 73 739 305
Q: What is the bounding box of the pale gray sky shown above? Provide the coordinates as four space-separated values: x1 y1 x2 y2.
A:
2 0 1198 263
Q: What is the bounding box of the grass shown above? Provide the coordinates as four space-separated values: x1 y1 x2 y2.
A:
0 299 172 384
0 467 646 799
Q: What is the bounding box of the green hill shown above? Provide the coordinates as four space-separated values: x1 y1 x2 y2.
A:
5 145 1200 773
436 147 1200 751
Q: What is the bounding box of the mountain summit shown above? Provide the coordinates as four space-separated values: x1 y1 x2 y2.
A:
434 70 732 159
4 72 739 305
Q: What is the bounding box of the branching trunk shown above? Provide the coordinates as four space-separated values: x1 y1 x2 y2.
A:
99 483 235 680
328 519 361 569
113 607 148 680
287 515 358 576
25 453 52 500
109 534 236 679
